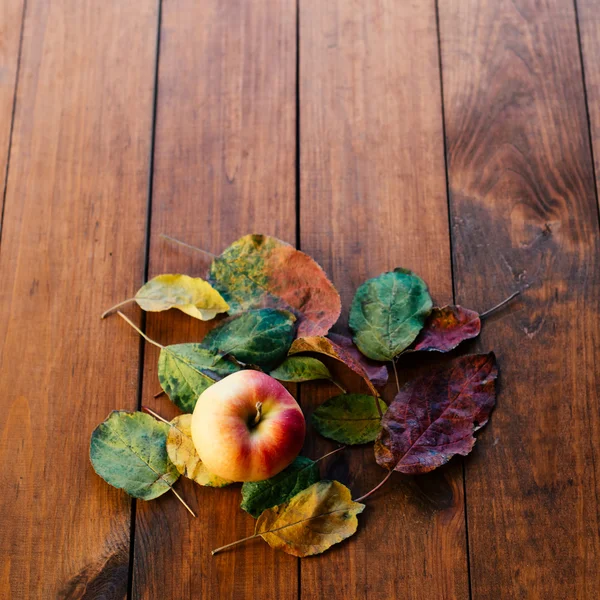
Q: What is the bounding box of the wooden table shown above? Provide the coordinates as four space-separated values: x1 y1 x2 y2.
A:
1 1 599 598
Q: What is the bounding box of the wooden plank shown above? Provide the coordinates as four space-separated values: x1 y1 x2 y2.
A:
0 1 158 598
439 0 600 597
578 0 600 206
299 1 469 599
0 0 25 225
131 2 298 598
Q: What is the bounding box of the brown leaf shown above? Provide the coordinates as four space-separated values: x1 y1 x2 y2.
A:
288 336 379 396
328 332 389 387
410 305 481 353
375 353 497 474
255 480 365 557
209 234 341 337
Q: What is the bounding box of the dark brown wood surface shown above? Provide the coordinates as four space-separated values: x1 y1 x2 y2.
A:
578 0 600 204
0 0 158 597
0 0 25 222
131 2 298 599
0 0 599 598
299 1 468 599
439 0 600 598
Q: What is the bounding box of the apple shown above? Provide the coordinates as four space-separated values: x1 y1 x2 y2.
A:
191 370 306 482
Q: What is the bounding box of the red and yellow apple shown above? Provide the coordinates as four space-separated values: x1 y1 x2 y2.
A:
191 370 305 482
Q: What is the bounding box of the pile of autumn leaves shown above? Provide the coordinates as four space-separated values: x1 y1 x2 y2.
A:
91 234 500 557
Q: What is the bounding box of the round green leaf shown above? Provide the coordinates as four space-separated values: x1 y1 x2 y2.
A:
201 308 296 369
158 344 240 412
312 394 387 445
240 456 320 518
349 268 432 361
89 411 179 500
269 356 332 383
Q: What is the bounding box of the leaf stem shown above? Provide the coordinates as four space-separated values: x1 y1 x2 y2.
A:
142 406 171 425
392 360 400 394
160 233 217 259
330 379 347 394
170 487 197 517
479 290 520 319
353 469 393 503
212 532 262 555
100 298 136 319
116 311 164 349
314 445 346 463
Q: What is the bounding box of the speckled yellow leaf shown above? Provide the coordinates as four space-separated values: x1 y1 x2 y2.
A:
255 480 365 557
167 414 231 487
136 274 229 320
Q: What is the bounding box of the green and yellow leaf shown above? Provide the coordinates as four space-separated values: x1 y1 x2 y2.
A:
135 274 229 320
255 480 365 557
167 414 231 487
312 394 387 445
89 411 179 500
158 344 240 412
269 356 332 384
241 456 320 518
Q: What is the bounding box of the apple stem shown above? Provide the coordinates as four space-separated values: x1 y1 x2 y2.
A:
212 533 261 555
116 311 164 350
154 390 165 398
353 469 393 503
160 233 217 259
391 360 400 395
315 445 346 463
100 297 136 319
253 401 263 425
170 487 197 517
479 289 521 319
142 406 170 425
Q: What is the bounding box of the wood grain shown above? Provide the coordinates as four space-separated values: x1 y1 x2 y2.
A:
0 0 25 226
0 1 158 598
131 2 298 598
299 1 468 598
578 0 600 207
439 0 600 597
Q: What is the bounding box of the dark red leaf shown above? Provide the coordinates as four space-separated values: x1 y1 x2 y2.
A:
411 305 481 353
327 333 389 388
375 353 497 474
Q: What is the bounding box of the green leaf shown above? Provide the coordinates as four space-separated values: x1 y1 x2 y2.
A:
269 356 332 383
201 308 296 369
240 456 320 518
208 234 341 337
158 344 240 412
349 268 432 361
89 411 179 500
312 394 387 445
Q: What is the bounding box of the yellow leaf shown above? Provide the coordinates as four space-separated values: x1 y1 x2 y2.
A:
136 274 229 320
255 480 364 556
167 414 231 487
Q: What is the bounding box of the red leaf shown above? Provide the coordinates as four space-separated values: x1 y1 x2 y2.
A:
288 336 379 396
411 305 481 353
327 333 389 388
375 353 497 474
